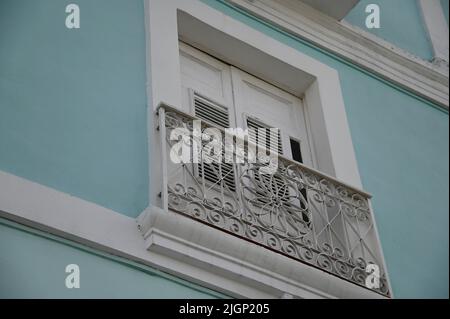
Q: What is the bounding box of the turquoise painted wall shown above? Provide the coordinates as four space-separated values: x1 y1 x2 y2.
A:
204 0 449 299
0 219 224 298
0 0 448 298
345 0 433 61
0 0 149 217
442 0 449 25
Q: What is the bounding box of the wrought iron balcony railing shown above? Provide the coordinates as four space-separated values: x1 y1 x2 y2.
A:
157 104 390 297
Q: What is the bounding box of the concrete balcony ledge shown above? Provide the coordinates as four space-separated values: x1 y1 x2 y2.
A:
137 206 387 299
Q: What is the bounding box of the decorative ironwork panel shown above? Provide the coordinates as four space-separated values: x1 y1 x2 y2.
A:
159 105 390 297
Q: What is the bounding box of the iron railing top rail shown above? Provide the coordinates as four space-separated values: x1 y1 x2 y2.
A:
157 102 372 199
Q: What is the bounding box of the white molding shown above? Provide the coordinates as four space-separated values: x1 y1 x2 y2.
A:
147 0 364 189
0 170 387 299
227 0 449 109
418 0 449 66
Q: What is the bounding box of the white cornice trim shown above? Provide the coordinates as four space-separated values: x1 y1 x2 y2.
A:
227 0 449 110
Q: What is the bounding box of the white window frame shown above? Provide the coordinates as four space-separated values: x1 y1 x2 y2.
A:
147 0 363 191
180 41 316 166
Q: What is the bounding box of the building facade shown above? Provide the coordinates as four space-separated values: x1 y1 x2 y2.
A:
0 0 448 298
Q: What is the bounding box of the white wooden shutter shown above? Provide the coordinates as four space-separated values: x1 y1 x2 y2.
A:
231 66 315 167
246 116 283 155
194 93 230 128
193 93 236 192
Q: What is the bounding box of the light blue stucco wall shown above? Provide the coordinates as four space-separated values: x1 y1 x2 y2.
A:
0 0 149 217
204 0 449 299
345 0 434 61
0 219 224 298
0 0 448 299
442 0 449 25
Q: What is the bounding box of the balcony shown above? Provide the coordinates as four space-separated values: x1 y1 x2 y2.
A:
155 103 390 297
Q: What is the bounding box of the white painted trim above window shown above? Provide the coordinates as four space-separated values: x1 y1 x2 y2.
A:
418 0 449 67
228 0 449 109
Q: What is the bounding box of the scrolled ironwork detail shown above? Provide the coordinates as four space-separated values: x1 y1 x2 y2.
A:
161 106 390 297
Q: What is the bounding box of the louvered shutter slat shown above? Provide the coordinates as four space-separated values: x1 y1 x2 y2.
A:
193 93 236 192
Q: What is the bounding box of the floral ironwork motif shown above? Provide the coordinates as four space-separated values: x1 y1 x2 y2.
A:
159 105 390 297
